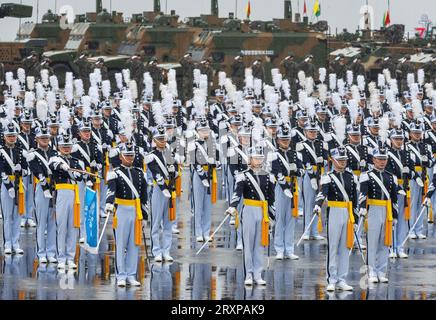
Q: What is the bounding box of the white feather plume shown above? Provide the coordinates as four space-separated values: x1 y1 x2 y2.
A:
122 69 131 85
35 82 45 100
120 98 134 139
351 85 360 101
152 101 164 126
64 83 74 104
348 99 359 123
337 79 345 96
81 95 92 119
24 91 35 110
333 116 346 145
357 75 365 92
5 72 13 87
46 91 57 114
129 80 138 101
391 101 403 127
346 70 353 87
167 69 178 98
89 86 100 105
319 68 326 84
407 73 415 89
193 69 201 86
254 79 262 97
279 100 290 125
241 100 253 123
26 76 35 91
17 68 26 84
425 83 433 98
143 72 153 98
417 69 425 86
379 115 390 144
218 71 226 87
383 68 391 83
49 75 59 92
305 77 314 96
412 99 423 120
74 79 84 97
282 80 291 100
305 97 316 118
41 69 49 86
245 68 254 89
318 83 327 103
59 106 71 131
332 92 342 113
298 71 306 86
102 80 111 99
5 98 15 121
11 80 20 97
115 73 123 91
329 73 337 91
36 100 48 123
377 73 385 88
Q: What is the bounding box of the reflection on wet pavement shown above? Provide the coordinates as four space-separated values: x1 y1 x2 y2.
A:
1 170 436 300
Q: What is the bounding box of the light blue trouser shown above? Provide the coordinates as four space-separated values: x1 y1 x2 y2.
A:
55 189 77 263
241 205 264 281
303 173 319 237
78 181 86 238
236 198 243 247
23 175 34 220
192 172 212 239
100 180 107 215
298 177 303 212
226 166 234 206
192 263 212 300
429 167 436 222
1 184 20 250
274 185 297 255
228 171 243 247
326 207 349 284
34 184 56 259
367 205 389 278
151 186 172 257
410 179 424 236
150 263 172 300
113 204 139 281
394 194 407 253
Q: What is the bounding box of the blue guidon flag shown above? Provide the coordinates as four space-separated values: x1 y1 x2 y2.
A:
83 187 99 254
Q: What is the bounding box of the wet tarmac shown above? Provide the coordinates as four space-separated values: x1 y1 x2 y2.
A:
1 169 436 300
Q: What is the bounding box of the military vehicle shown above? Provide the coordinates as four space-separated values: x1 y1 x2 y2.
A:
0 3 36 71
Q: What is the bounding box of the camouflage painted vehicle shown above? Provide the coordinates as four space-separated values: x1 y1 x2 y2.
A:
186 7 329 85
0 3 36 72
328 24 436 81
41 0 133 85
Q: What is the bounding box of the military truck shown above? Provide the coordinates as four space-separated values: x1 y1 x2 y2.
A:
0 3 36 71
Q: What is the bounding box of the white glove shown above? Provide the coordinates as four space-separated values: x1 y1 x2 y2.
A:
105 203 114 214
43 190 52 199
96 164 102 171
398 189 406 196
72 171 81 179
90 160 97 168
168 165 175 173
422 155 428 162
316 157 323 164
310 178 318 190
162 189 171 198
416 177 424 188
360 160 366 167
60 163 70 172
313 205 321 216
8 188 15 199
423 197 431 207
393 218 398 226
284 189 293 199
86 180 94 187
402 167 410 174
359 208 367 217
289 163 297 172
14 164 22 172
202 180 210 188
225 207 237 217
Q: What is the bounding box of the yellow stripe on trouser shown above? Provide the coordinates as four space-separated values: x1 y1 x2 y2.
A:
203 166 217 204
114 198 143 246
328 201 355 249
367 199 393 247
55 184 81 228
104 152 110 183
285 176 299 218
243 199 269 247
18 177 25 216
175 167 182 197
169 191 176 221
